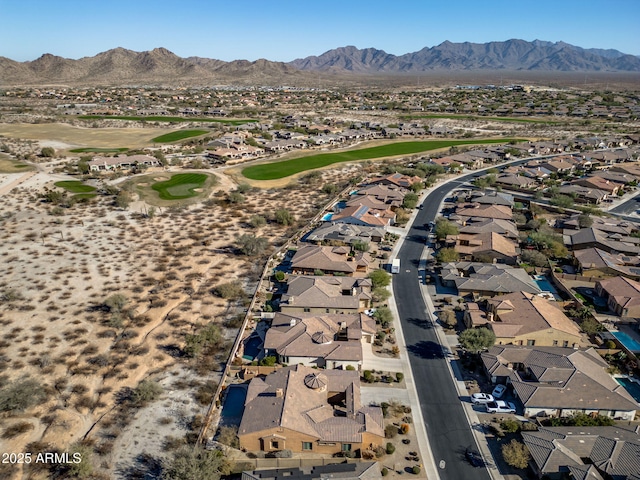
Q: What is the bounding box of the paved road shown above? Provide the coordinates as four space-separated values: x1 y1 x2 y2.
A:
393 172 491 480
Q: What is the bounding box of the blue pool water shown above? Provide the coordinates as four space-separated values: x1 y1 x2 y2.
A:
321 213 334 221
221 385 246 420
616 377 640 403
533 275 560 298
612 331 640 353
242 335 262 361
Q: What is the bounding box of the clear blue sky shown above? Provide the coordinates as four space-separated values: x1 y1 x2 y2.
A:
2 0 639 62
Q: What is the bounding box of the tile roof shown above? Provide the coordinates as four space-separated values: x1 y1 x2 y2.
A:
483 346 638 413
281 275 372 311
239 365 384 443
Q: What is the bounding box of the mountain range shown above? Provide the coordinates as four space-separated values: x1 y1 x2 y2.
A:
1 39 639 86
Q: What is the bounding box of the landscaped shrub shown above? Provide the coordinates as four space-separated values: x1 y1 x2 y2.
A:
386 442 396 454
385 425 398 438
400 423 410 434
412 466 421 474
396 372 404 383
500 419 522 433
381 467 389 476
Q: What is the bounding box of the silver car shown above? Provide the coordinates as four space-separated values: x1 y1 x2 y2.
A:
470 393 494 405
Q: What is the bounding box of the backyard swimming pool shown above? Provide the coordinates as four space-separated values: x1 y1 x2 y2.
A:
615 376 640 403
321 213 334 221
533 275 560 299
612 331 640 353
220 385 247 423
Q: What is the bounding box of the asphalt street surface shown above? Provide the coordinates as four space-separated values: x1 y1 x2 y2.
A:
394 172 491 480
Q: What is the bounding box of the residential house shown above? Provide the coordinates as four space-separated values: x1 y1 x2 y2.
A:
452 203 513 223
522 426 640 480
458 218 519 241
557 185 608 204
485 291 583 348
572 176 623 196
495 174 538 189
290 245 372 276
238 366 385 454
330 205 394 228
280 275 372 314
468 191 514 207
352 185 406 209
573 248 640 280
564 227 640 255
88 154 160 172
481 346 637 420
263 312 376 369
441 263 541 298
454 231 519 265
305 223 385 245
367 173 422 190
595 276 640 317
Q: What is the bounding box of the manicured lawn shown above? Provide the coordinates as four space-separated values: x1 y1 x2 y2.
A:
242 138 524 180
151 173 208 200
78 115 257 126
69 147 129 153
54 181 97 193
151 130 209 143
402 114 562 125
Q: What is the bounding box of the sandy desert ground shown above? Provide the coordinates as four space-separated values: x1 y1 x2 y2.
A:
0 147 366 479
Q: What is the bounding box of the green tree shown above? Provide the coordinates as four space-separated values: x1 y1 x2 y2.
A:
459 327 496 353
373 306 393 327
77 158 90 174
520 250 548 267
162 446 229 480
322 184 338 195
213 281 245 300
435 218 459 239
249 215 266 229
436 248 459 263
550 194 575 209
116 190 131 209
274 208 294 226
578 213 593 228
104 293 128 313
352 240 370 252
131 380 163 407
64 443 93 478
501 439 530 469
228 191 245 204
372 286 391 303
368 269 391 288
0 377 47 413
40 147 55 158
402 192 419 209
236 234 269 256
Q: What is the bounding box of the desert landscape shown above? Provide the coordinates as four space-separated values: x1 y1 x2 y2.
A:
0 144 367 478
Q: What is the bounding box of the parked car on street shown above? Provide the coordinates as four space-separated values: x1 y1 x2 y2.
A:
492 384 507 399
470 393 494 405
465 447 484 467
485 400 516 414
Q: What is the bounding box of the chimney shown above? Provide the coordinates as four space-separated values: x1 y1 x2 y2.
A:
487 312 494 322
275 388 283 398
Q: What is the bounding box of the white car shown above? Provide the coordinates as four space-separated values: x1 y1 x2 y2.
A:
470 393 494 405
492 384 507 399
485 401 516 414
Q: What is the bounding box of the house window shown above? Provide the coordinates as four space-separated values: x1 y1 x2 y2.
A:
302 442 313 451
527 340 535 346
553 340 558 346
563 341 569 348
326 308 330 313
342 444 352 452
303 308 311 313
271 440 279 450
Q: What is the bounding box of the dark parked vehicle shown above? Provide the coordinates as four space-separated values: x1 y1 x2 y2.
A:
465 447 484 467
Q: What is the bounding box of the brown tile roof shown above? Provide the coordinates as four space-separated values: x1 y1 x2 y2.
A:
483 346 638 413
597 276 640 309
487 292 582 339
239 365 384 443
454 203 513 221
291 245 372 274
281 275 372 311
